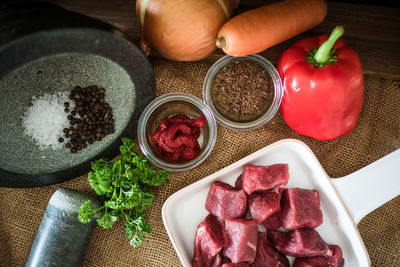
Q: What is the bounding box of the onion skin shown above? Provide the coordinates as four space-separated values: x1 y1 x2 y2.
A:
136 0 234 61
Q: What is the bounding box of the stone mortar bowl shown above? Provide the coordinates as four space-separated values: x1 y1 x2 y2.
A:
0 2 155 187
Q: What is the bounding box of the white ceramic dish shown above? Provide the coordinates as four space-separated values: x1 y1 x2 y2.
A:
162 139 400 267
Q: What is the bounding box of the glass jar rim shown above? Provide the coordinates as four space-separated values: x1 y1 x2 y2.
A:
137 92 217 171
203 54 283 131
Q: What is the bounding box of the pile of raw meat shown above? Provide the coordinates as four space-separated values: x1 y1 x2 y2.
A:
192 163 345 267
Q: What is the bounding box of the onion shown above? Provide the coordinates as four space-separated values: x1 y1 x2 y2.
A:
136 0 237 61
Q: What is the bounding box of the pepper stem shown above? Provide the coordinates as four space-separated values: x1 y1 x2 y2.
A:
314 26 344 64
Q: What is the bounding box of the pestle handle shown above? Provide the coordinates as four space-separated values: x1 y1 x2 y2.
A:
26 188 99 267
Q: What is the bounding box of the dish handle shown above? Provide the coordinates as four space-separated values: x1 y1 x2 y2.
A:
332 148 400 224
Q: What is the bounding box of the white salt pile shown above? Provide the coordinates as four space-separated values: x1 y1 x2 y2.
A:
22 91 73 150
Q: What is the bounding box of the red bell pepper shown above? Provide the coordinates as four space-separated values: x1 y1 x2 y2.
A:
277 26 364 140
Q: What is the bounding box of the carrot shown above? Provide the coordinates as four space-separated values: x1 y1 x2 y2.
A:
216 0 327 57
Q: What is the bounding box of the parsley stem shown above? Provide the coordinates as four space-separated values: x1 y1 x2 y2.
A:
112 186 117 200
121 209 131 222
92 205 105 214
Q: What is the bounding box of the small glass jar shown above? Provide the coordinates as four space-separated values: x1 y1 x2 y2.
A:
137 93 217 171
203 54 283 131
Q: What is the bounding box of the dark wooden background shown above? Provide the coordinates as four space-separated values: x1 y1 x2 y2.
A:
27 0 400 80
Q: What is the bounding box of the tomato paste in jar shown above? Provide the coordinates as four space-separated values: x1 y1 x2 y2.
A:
152 114 207 163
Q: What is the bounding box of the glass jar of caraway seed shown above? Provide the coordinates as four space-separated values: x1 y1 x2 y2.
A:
203 54 283 131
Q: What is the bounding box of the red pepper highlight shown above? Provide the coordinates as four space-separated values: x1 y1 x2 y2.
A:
277 26 364 140
152 114 206 163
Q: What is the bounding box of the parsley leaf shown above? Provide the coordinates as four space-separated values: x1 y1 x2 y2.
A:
78 200 96 223
78 138 170 247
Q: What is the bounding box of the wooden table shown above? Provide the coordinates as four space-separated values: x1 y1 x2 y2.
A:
43 0 400 80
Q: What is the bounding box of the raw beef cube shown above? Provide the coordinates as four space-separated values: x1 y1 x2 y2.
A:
293 256 328 267
206 182 247 221
221 255 232 264
224 219 258 264
254 232 289 267
241 164 289 195
248 189 281 224
235 175 243 190
211 252 223 267
280 188 323 229
293 245 344 267
328 245 345 267
262 213 281 230
267 229 331 257
192 215 225 267
222 263 249 267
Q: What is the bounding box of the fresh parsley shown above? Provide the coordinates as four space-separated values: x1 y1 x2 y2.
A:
78 138 170 247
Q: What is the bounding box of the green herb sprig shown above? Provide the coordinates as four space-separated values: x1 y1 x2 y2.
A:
78 138 170 247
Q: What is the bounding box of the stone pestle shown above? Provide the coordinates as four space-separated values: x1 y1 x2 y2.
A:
26 188 99 267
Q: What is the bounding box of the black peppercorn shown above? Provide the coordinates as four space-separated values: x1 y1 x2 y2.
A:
65 85 114 153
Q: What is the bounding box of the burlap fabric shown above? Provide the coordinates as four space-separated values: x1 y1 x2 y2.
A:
0 58 399 267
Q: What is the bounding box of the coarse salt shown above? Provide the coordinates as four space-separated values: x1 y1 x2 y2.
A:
22 91 74 150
